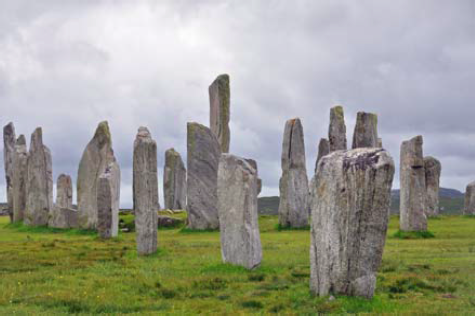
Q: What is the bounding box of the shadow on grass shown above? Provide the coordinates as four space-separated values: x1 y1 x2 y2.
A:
275 224 310 231
392 230 435 239
179 227 219 234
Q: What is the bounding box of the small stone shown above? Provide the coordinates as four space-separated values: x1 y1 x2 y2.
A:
209 74 231 153
310 148 395 299
157 215 183 228
424 156 441 217
218 154 262 269
3 122 16 221
56 174 73 209
12 135 28 222
328 106 347 152
399 136 427 231
163 148 186 210
352 112 379 148
49 207 78 229
464 181 475 215
97 162 120 238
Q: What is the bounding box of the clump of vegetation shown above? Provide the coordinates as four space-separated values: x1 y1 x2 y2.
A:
393 230 435 239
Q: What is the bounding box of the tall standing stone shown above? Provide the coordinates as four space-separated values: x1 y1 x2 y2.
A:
12 135 28 222
133 127 159 255
424 156 441 217
310 148 395 299
3 122 16 221
97 162 120 238
163 148 186 210
400 136 427 231
278 118 309 228
77 121 116 230
25 128 53 226
464 182 475 215
209 74 230 153
218 154 262 269
352 112 378 148
328 106 347 152
186 122 221 230
56 174 73 209
315 138 330 173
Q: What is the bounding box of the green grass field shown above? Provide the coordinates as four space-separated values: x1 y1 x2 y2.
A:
0 215 474 315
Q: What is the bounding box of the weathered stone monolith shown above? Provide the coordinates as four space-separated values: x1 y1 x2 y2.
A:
310 148 395 299
133 127 158 255
218 154 262 269
186 122 221 230
56 174 73 209
424 156 441 217
328 106 347 152
352 112 378 148
400 136 427 231
77 121 116 230
97 162 120 238
12 135 28 222
3 122 16 221
464 182 475 215
25 128 53 226
49 207 78 229
315 138 330 173
278 118 309 228
209 74 230 153
163 148 186 210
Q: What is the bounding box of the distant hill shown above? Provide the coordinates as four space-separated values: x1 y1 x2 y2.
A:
258 187 465 215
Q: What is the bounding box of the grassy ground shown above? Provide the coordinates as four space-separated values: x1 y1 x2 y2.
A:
0 215 474 315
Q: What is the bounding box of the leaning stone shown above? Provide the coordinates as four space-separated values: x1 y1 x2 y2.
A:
12 135 28 222
56 174 73 209
315 138 330 173
77 121 116 230
133 127 158 255
424 156 441 217
328 106 347 152
25 128 53 226
186 122 221 230
352 112 378 148
49 207 78 229
209 74 231 153
399 136 427 231
163 148 186 210
310 148 395 299
218 154 262 269
278 118 309 228
3 122 16 221
464 182 475 215
97 162 120 238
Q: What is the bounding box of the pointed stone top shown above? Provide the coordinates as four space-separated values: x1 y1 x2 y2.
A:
92 121 112 146
31 127 43 145
137 126 151 138
331 105 344 119
3 122 15 133
16 135 26 146
211 74 230 86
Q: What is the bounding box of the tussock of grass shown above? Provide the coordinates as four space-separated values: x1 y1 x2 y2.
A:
393 230 435 239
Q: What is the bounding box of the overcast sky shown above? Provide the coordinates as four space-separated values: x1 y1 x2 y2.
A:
1 1 475 207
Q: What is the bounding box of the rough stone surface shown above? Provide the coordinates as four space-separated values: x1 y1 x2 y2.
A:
49 207 78 229
218 154 262 269
310 148 395 299
209 74 230 153
352 112 379 148
400 136 427 231
77 121 116 230
163 148 186 210
377 138 383 148
328 106 347 152
186 122 221 230
245 159 262 195
424 156 441 217
315 138 330 173
25 128 53 226
56 174 73 209
3 122 16 221
278 118 309 228
464 181 475 215
97 162 120 238
12 135 28 222
133 127 158 255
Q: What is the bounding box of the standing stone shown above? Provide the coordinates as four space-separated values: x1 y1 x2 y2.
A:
97 162 120 238
77 121 116 230
163 148 186 210
424 156 441 217
315 138 330 173
310 148 395 299
328 106 347 152
400 136 427 231
49 208 78 229
464 182 475 215
25 128 53 226
133 127 158 255
186 122 221 230
278 118 309 228
12 135 28 222
209 74 230 153
56 174 73 209
377 138 383 148
218 154 262 269
352 112 378 148
3 122 16 221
